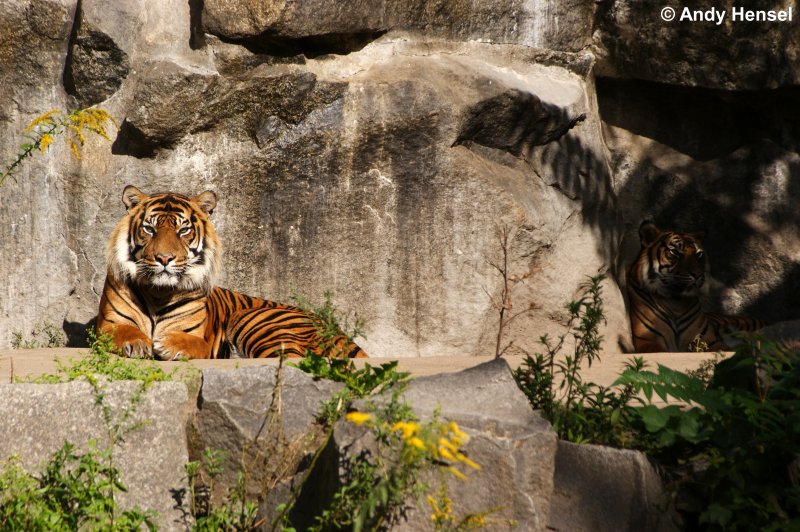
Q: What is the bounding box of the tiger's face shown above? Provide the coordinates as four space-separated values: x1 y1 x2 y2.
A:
630 221 707 299
108 185 221 292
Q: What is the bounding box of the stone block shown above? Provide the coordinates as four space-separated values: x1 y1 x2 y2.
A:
0 379 191 531
192 364 345 526
548 440 680 532
335 358 558 530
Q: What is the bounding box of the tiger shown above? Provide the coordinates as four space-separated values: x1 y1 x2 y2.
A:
626 221 764 353
96 185 367 360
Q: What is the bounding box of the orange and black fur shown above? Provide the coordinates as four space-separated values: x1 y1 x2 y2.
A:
97 185 367 360
627 221 763 353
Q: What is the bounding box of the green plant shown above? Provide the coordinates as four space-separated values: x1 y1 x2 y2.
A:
186 449 260 531
289 289 409 419
1 108 116 188
307 397 481 532
513 274 646 446
21 328 185 384
292 354 409 400
613 336 800 530
11 322 66 349
0 442 156 531
290 289 367 359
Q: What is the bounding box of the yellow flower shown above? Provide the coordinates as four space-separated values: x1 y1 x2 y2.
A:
390 421 420 440
345 411 373 426
39 134 54 153
69 140 81 160
407 437 426 450
438 437 458 453
447 466 468 481
456 452 481 470
448 421 469 444
438 447 456 461
25 110 61 132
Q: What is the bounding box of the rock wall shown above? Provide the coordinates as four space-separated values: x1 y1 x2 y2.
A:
1 0 798 354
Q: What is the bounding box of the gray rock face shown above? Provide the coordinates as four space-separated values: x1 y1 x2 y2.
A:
0 379 191 530
336 359 558 530
1 0 797 355
549 441 680 532
594 1 800 90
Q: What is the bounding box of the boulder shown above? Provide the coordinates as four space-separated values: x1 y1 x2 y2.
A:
594 1 800 90
0 379 191 531
548 440 680 532
191 364 345 526
334 358 558 530
202 0 594 52
65 20 130 107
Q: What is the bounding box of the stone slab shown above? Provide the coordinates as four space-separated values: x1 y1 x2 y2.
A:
0 379 191 531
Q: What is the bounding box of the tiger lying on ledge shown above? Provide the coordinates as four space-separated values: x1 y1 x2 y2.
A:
627 221 763 353
97 185 367 360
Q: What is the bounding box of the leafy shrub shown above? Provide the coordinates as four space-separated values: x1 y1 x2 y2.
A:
0 442 156 531
513 274 800 529
616 336 800 530
513 275 647 446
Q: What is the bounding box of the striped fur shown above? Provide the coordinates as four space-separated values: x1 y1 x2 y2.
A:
97 185 366 360
627 221 763 353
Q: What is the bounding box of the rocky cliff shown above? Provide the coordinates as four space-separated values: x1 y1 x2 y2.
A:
1 0 797 354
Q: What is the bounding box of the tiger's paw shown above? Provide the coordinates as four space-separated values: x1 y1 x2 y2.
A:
153 333 210 361
121 338 153 359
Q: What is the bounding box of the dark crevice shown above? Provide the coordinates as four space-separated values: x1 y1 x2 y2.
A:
61 0 82 98
214 30 388 59
597 77 800 160
111 120 160 158
188 0 206 50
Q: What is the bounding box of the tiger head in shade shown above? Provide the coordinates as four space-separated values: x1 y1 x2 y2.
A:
626 221 763 353
97 185 366 361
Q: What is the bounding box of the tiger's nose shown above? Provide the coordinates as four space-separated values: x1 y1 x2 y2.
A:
155 252 175 266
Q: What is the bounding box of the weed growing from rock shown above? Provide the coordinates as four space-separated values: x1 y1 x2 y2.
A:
485 224 538 358
186 449 260 531
309 400 481 532
1 108 116 187
290 289 367 358
1 328 172 529
11 321 66 349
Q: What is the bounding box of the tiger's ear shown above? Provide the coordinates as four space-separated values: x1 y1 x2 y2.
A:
638 221 661 247
122 185 147 211
193 191 217 215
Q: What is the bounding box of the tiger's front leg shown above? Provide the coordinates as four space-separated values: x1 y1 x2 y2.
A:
101 324 154 359
153 332 212 361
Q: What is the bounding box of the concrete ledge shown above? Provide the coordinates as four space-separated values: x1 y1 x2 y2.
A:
0 348 725 387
